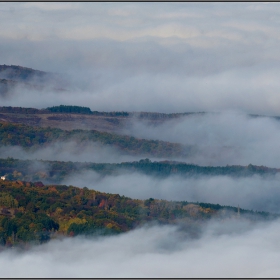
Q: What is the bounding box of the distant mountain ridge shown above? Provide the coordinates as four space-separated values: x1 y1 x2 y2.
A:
0 65 67 95
0 122 187 158
0 157 279 184
0 105 204 118
0 105 207 134
0 64 55 83
0 105 279 137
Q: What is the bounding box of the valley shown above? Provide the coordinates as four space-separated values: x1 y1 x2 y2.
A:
0 65 280 249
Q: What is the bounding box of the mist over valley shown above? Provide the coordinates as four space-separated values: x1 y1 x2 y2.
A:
1 2 280 277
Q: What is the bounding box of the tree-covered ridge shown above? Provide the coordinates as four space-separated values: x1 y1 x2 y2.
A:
0 65 66 88
0 105 129 116
0 180 275 247
0 106 46 114
0 65 48 81
46 105 93 114
4 105 280 120
0 105 131 118
0 158 279 184
46 105 130 116
0 122 185 158
0 105 202 118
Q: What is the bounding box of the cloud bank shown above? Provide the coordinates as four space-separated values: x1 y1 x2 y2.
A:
123 111 280 167
0 141 148 164
0 3 280 114
1 220 280 278
2 111 280 168
61 170 280 214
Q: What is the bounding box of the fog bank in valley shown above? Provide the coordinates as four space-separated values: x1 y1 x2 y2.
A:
123 111 280 167
3 111 280 168
0 142 150 164
1 220 280 277
62 171 280 214
1 2 280 277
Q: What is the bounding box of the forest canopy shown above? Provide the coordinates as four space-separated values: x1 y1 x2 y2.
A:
0 180 274 247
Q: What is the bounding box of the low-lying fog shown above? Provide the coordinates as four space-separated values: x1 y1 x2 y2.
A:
2 110 280 214
2 111 280 168
62 170 280 214
0 142 151 164
123 111 280 167
1 2 280 277
1 219 280 277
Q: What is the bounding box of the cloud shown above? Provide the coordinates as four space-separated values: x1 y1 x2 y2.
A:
0 141 151 164
24 2 78 12
1 220 280 277
0 3 280 114
123 111 280 167
1 63 280 115
3 142 280 213
61 170 280 214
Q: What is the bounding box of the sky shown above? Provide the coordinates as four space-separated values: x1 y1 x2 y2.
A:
0 2 280 114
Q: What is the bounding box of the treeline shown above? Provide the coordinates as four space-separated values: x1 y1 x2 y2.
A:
0 180 274 247
47 105 130 116
4 105 280 122
0 122 184 158
117 160 280 177
47 105 92 114
0 106 130 116
0 105 203 119
0 158 279 184
131 111 205 120
0 106 45 114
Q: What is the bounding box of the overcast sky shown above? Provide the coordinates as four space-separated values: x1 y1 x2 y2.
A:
0 2 280 114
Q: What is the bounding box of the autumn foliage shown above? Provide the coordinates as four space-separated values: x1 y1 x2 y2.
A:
0 180 275 247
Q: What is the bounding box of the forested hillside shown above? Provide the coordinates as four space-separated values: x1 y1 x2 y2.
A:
0 122 186 158
0 180 274 247
0 65 49 81
0 158 279 184
0 65 65 87
0 105 199 118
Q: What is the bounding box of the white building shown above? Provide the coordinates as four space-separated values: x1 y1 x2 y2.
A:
1 176 6 180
